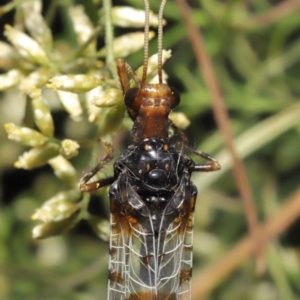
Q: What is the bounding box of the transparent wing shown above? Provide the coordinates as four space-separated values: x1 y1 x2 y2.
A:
108 173 155 300
108 171 196 300
108 179 128 300
157 171 197 300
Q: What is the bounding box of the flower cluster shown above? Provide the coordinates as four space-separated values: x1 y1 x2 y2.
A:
2 1 187 239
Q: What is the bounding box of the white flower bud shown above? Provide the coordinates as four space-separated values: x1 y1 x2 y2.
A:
47 74 102 93
98 31 155 58
61 139 80 158
29 88 54 137
32 188 81 239
0 69 23 91
5 123 48 147
22 5 53 50
32 223 53 239
21 0 42 13
91 88 123 107
111 6 165 28
32 220 75 239
169 112 191 129
48 155 77 187
88 216 110 241
15 143 60 169
56 90 83 121
20 69 52 93
4 25 49 66
85 86 104 122
69 5 95 55
31 189 81 223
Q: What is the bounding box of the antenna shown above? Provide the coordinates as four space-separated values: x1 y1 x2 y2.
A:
157 0 167 84
141 0 150 84
142 0 167 85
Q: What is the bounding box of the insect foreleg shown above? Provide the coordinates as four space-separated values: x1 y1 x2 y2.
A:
186 145 221 172
80 176 115 193
80 143 114 192
117 59 140 94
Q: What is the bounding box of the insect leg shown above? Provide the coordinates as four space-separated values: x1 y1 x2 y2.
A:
80 143 115 192
186 145 221 172
80 175 115 193
170 122 189 144
116 59 140 93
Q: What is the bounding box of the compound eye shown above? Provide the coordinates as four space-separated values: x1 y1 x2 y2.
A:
170 87 180 109
124 88 139 110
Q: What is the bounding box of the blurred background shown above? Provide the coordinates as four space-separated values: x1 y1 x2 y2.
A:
0 0 300 299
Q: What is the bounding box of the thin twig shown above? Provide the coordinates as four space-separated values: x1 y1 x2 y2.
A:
235 0 300 29
103 0 118 82
175 0 262 267
192 188 300 299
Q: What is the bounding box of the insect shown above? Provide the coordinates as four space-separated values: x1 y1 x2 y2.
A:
80 0 221 299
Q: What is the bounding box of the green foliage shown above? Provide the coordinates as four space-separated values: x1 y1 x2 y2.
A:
0 0 300 299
